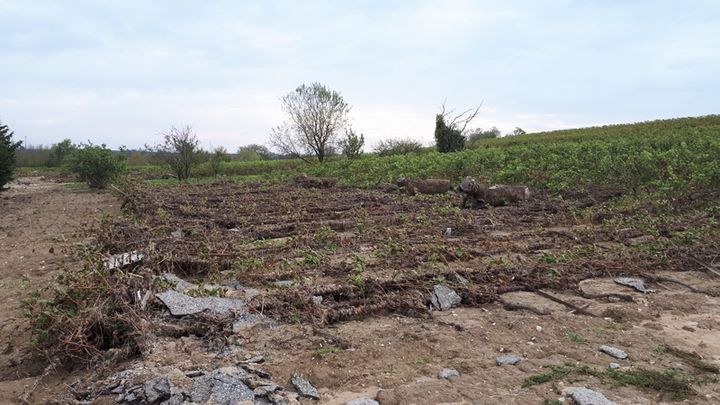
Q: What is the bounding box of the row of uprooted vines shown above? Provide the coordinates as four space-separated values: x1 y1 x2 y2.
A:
20 179 720 365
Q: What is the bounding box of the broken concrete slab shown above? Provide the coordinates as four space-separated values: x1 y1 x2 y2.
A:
290 374 320 400
272 280 296 288
614 277 655 293
156 290 245 316
437 368 460 379
566 387 617 405
346 398 380 405
104 251 144 270
190 367 254 404
232 313 280 332
599 345 628 360
430 285 461 311
159 273 197 292
143 377 171 404
496 354 524 366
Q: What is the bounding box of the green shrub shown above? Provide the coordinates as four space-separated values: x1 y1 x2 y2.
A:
65 144 126 188
373 138 424 156
340 129 365 158
435 114 465 153
0 122 22 191
46 139 77 167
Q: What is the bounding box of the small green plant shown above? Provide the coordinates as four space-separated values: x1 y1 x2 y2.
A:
340 128 365 159
414 356 432 367
346 274 365 288
303 250 321 266
65 143 126 189
315 346 341 358
348 253 365 274
233 257 264 272
186 284 226 297
565 331 588 344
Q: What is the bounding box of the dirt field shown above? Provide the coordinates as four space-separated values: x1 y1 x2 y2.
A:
1 178 719 404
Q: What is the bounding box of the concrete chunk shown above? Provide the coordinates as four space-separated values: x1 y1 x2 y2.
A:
599 345 628 360
567 387 616 405
614 277 654 293
290 374 319 400
430 285 461 311
156 290 245 316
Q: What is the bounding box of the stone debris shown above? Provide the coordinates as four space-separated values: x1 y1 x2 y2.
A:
240 363 271 379
496 354 524 366
290 374 320 400
437 368 460 379
171 229 184 239
189 368 254 404
312 295 324 305
155 290 245 316
143 377 171 404
443 227 453 236
613 277 655 293
232 313 280 332
599 345 628 360
104 251 144 270
347 398 380 405
241 355 266 364
567 387 617 405
609 362 621 369
272 280 296 288
430 285 462 311
159 273 197 292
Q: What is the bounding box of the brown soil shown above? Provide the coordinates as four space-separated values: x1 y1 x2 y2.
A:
0 178 120 404
2 178 719 404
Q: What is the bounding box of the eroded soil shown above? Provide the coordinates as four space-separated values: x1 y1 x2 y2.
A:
2 179 719 404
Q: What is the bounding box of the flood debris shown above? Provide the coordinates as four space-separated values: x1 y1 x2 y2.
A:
396 177 452 195
155 290 245 316
599 345 628 360
104 251 144 270
290 374 320 400
430 285 462 311
566 387 617 405
613 277 655 293
459 176 530 208
438 368 460 379
346 398 379 405
232 313 280 332
293 174 337 188
496 354 525 366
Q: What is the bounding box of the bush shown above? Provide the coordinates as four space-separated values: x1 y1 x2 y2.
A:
0 122 22 191
152 125 204 180
46 139 77 167
435 115 465 153
340 129 365 158
209 146 230 177
66 144 126 188
373 138 423 157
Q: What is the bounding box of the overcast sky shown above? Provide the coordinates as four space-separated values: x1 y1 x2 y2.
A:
1 0 718 150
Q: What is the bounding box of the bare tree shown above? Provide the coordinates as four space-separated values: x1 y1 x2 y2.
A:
435 100 482 153
269 83 351 162
155 125 203 180
438 100 482 134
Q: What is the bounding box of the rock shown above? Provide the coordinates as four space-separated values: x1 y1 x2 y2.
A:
143 377 171 404
443 227 453 236
241 363 271 378
290 374 320 400
430 285 462 311
312 295 324 305
189 367 254 404
253 384 280 397
455 274 469 286
269 391 301 405
104 251 144 270
272 280 295 288
599 345 628 360
567 387 616 405
496 354 524 366
241 355 266 364
609 363 621 370
347 398 380 405
159 273 197 292
437 368 460 379
232 313 280 332
171 229 184 239
613 277 654 293
156 290 245 316
535 325 543 332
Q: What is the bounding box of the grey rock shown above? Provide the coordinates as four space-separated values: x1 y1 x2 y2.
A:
232 313 280 332
443 227 453 236
241 363 271 378
104 251 144 270
347 398 380 405
144 377 171 404
272 280 295 288
613 277 654 293
253 384 280 397
269 391 301 405
156 290 245 316
241 355 266 364
185 370 205 378
159 273 197 292
599 345 628 360
430 285 462 311
171 229 184 239
455 274 469 286
437 368 460 379
312 295 324 305
290 374 320 400
496 354 524 366
190 368 254 405
567 387 616 405
609 362 621 370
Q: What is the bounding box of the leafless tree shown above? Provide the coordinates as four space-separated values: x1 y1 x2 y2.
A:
439 100 482 134
155 125 203 180
269 83 351 162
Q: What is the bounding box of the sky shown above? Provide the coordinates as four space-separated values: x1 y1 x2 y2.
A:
1 0 719 150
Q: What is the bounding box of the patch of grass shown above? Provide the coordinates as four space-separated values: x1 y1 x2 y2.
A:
523 362 696 400
346 274 365 289
185 284 226 297
315 346 341 358
302 249 321 266
414 356 433 367
233 257 264 272
565 331 588 344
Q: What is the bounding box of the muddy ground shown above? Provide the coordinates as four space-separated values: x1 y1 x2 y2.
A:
1 178 719 404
